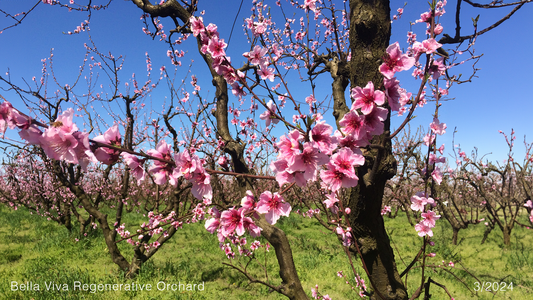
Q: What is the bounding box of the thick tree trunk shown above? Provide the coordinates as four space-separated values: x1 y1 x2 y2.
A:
348 1 407 299
257 218 308 300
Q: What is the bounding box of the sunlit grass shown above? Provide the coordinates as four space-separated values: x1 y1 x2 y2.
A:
1 204 532 299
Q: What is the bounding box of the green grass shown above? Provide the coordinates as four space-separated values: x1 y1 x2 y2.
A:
1 204 532 299
385 212 533 299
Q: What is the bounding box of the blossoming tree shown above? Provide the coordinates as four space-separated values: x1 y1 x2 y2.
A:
1 0 531 299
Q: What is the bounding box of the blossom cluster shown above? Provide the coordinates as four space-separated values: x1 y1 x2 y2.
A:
204 189 292 246
411 192 440 237
525 200 533 223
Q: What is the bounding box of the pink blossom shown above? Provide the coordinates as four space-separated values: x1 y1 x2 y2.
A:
423 133 435 146
243 217 262 237
207 37 227 58
231 82 246 97
93 124 121 165
421 210 441 228
336 226 353 246
19 125 43 145
309 121 336 154
312 285 319 299
430 117 446 135
415 222 433 237
431 168 443 185
190 167 212 201
276 130 303 164
256 191 291 225
259 100 280 127
379 42 415 79
413 38 443 56
173 149 198 179
252 21 267 36
10 108 33 130
303 0 317 12
258 65 275 82
410 192 434 212
189 16 205 37
363 106 388 136
339 111 366 138
147 140 177 186
217 155 229 170
40 108 79 164
323 193 339 210
434 24 444 35
270 158 293 187
0 101 15 135
448 261 455 267
381 205 392 215
334 129 368 151
330 147 364 178
121 152 146 184
428 57 446 80
429 153 446 165
288 142 329 181
305 95 316 105
524 200 533 209
221 207 246 236
241 190 256 212
384 77 401 111
320 162 359 192
205 207 221 234
72 131 98 171
350 81 385 115
438 144 445 154
417 11 432 24
243 45 268 66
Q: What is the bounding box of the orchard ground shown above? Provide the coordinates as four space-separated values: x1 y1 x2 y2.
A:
1 204 531 300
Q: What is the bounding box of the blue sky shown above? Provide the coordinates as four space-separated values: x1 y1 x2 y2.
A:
1 1 532 165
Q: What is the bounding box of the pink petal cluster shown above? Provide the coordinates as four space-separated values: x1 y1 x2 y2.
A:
320 148 363 192
421 211 441 227
93 124 122 165
384 77 411 112
259 100 280 127
336 226 353 246
525 200 533 209
414 222 434 237
39 108 97 170
243 45 268 66
1 101 43 144
288 143 329 182
256 191 291 225
147 140 177 186
350 81 385 115
121 152 146 184
220 207 246 236
338 80 388 146
412 38 443 59
379 42 415 79
415 210 441 237
323 193 339 212
410 192 435 212
0 101 15 136
303 0 318 12
381 205 392 215
309 121 336 155
189 16 247 96
411 191 439 237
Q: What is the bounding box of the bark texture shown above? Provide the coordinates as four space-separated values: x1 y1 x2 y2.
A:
348 1 407 299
